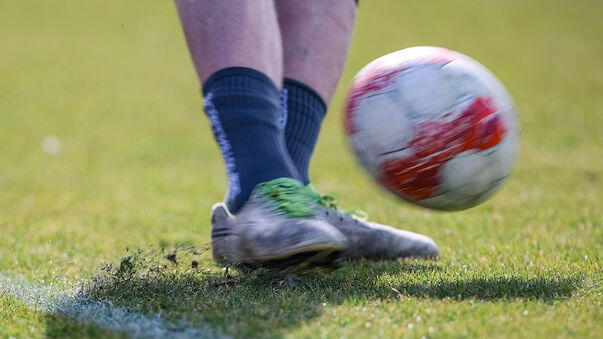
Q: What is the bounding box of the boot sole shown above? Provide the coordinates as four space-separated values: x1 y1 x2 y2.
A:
214 242 345 273
238 248 344 273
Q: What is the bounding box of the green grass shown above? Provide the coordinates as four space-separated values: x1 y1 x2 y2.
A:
0 0 601 337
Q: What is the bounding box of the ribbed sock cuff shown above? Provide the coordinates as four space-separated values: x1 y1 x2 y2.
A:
283 78 327 112
203 67 279 97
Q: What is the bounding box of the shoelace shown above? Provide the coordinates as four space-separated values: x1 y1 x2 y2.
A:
256 178 368 220
306 185 368 220
256 178 317 218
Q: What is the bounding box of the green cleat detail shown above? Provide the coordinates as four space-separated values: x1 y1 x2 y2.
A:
210 178 348 269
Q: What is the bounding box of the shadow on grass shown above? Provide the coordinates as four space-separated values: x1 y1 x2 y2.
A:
44 314 125 339
67 246 581 338
393 276 580 300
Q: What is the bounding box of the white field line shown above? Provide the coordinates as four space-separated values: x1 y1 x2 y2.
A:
0 272 227 339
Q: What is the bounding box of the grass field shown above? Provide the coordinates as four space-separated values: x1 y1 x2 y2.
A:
1 0 601 337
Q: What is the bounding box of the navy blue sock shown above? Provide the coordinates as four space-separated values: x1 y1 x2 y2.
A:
202 67 300 213
282 78 327 185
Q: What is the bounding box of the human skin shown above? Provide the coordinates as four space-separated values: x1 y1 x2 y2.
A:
174 0 283 87
276 0 357 104
174 0 357 98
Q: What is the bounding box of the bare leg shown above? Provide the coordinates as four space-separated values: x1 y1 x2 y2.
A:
276 0 357 103
175 0 282 86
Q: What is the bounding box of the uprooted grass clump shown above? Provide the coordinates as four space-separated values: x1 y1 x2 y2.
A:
82 243 323 306
82 244 217 303
99 243 213 282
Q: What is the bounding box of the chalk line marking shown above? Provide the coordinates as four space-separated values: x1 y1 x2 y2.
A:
0 272 227 338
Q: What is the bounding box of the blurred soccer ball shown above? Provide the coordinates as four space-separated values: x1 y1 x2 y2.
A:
344 46 519 211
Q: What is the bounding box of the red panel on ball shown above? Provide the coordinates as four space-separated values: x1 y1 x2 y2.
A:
378 97 507 202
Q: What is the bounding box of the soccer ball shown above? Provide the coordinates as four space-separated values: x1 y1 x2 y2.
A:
344 46 519 211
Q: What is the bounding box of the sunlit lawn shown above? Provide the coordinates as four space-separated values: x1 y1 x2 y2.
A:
0 0 601 337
